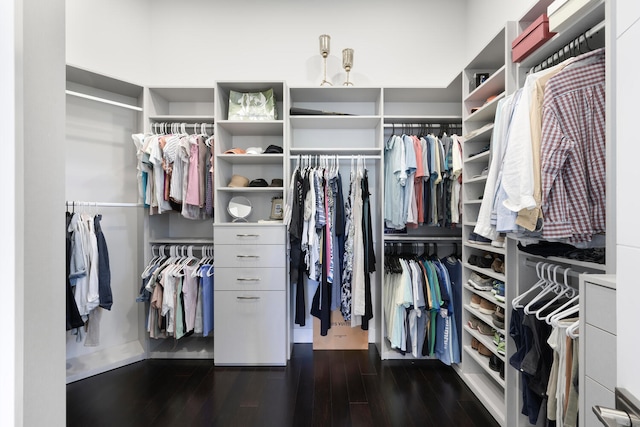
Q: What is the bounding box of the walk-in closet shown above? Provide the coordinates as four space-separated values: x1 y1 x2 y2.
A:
6 0 640 425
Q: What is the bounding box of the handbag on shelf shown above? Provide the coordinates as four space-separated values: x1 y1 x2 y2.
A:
228 88 277 121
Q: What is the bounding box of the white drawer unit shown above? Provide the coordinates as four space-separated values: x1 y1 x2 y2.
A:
213 224 287 366
579 274 616 427
214 290 287 365
215 267 286 291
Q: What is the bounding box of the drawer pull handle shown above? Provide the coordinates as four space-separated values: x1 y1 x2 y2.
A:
237 278 260 282
236 234 260 237
236 296 260 300
236 255 259 258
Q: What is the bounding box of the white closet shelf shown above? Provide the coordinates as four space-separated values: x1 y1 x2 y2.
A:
464 150 491 164
463 123 494 143
148 87 215 102
289 115 381 129
464 175 489 184
289 147 381 156
218 187 284 192
463 283 506 310
459 372 506 426
149 115 215 123
464 241 506 256
290 86 381 103
463 262 506 282
383 115 462 124
463 307 507 340
522 253 606 272
217 120 284 136
148 237 214 244
464 65 506 104
465 92 506 123
217 153 284 165
463 345 505 388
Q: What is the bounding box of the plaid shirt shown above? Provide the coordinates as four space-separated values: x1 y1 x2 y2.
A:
541 48 606 243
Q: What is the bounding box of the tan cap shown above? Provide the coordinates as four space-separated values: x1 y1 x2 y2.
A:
224 148 246 154
228 174 249 187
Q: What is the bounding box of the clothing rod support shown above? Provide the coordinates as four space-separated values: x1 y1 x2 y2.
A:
66 201 143 208
65 90 143 112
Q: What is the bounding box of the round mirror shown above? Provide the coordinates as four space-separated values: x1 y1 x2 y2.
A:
227 196 252 222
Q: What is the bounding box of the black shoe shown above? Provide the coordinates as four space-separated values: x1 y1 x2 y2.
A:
489 354 502 372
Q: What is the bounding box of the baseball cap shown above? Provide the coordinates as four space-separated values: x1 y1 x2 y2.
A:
228 174 249 187
246 146 264 154
264 144 283 154
224 148 246 154
269 178 283 187
249 178 269 187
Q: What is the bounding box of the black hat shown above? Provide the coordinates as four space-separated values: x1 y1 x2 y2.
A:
264 144 283 153
269 178 283 187
249 178 269 187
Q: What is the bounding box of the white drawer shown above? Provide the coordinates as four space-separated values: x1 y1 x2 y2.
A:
214 225 285 245
215 244 285 268
585 282 616 333
214 290 286 365
584 376 615 427
585 323 617 392
214 267 285 291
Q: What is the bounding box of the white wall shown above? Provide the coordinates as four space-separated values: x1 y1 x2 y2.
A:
66 0 150 85
616 0 640 400
8 0 67 425
67 0 466 88
463 0 537 62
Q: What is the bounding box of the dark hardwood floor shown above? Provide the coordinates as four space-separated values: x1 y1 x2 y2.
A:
67 344 500 427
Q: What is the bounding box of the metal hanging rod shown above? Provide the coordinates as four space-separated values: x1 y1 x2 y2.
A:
383 123 461 128
66 201 143 208
65 90 143 112
523 258 603 279
530 19 605 73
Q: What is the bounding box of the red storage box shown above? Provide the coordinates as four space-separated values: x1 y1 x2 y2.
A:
512 14 556 63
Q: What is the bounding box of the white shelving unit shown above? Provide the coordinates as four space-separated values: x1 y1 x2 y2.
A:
143 86 216 359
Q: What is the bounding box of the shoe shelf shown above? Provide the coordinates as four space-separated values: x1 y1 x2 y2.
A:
463 283 506 310
463 306 507 340
459 372 506 426
463 345 505 388
463 263 506 282
464 175 488 185
465 150 490 164
465 242 506 255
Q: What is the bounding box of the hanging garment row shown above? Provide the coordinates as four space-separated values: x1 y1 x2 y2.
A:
384 126 463 232
473 48 606 249
284 155 375 335
132 122 214 220
383 242 462 365
510 262 581 426
138 245 214 340
66 203 113 347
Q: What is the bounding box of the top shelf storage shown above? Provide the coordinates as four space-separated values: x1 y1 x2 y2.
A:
66 65 144 111
146 87 215 119
290 87 382 116
216 81 286 121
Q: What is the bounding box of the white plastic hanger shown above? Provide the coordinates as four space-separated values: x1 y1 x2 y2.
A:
550 304 580 327
566 319 580 338
524 264 560 314
534 267 575 320
512 262 548 309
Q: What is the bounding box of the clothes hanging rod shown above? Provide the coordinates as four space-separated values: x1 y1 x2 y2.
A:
524 258 601 279
530 19 605 73
66 201 144 208
383 123 461 128
151 122 214 126
294 155 381 160
384 236 462 242
65 90 143 112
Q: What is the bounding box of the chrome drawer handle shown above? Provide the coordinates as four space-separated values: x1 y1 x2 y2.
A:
236 296 260 300
236 234 260 237
237 278 260 281
236 255 259 258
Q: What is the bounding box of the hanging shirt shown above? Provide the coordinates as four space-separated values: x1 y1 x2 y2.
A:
541 48 606 244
